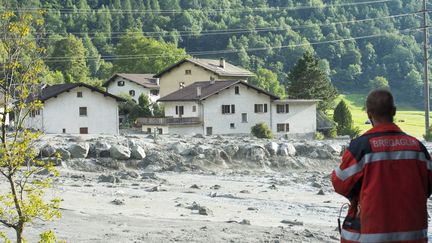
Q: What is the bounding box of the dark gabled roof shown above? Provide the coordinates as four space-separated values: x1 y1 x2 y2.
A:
154 58 254 78
104 73 159 89
158 80 279 102
37 83 126 102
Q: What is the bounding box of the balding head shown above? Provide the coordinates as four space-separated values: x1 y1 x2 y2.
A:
366 89 396 124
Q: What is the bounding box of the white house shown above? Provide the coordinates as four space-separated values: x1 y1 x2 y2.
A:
24 83 125 135
139 80 319 137
104 73 160 103
155 58 254 97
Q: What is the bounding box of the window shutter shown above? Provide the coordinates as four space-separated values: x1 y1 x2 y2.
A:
222 105 225 114
254 104 257 113
286 104 290 113
286 123 290 132
231 105 235 114
264 104 268 113
176 106 179 115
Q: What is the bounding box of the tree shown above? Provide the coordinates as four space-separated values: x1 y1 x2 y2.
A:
333 100 361 138
250 68 286 98
287 52 338 112
114 30 189 74
47 34 89 83
333 100 353 135
0 10 61 242
369 76 390 90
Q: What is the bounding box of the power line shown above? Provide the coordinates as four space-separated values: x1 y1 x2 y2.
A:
41 26 423 63
3 0 398 14
2 11 419 41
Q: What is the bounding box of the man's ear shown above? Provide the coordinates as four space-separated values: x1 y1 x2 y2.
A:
391 106 396 117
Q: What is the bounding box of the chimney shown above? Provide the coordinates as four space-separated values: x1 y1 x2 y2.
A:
220 58 226 68
197 86 202 97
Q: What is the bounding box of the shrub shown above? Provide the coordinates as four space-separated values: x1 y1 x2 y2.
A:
251 123 274 139
342 126 362 139
314 132 325 140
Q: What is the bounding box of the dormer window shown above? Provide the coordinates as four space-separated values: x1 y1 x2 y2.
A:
118 81 125 86
185 70 192 75
235 86 240 95
77 91 83 98
129 90 135 96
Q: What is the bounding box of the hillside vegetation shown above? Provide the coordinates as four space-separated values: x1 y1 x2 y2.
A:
3 0 427 107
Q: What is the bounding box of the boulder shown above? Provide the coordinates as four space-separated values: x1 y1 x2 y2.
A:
110 145 131 160
131 145 146 160
98 174 121 183
56 147 71 160
278 143 296 157
68 143 90 159
94 141 111 158
265 142 279 156
41 144 56 157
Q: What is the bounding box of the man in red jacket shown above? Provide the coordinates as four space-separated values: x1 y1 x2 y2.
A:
332 89 432 243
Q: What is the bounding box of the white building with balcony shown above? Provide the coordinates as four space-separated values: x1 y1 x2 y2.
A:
139 80 319 137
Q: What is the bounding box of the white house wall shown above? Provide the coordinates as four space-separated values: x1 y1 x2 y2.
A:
165 101 200 118
169 124 203 136
159 62 247 97
271 102 317 135
107 77 159 103
202 84 271 135
31 87 119 135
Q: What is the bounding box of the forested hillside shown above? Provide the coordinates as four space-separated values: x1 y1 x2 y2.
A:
6 0 427 106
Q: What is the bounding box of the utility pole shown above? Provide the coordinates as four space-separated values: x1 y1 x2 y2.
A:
423 0 430 133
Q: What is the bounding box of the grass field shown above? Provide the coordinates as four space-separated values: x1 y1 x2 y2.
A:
333 94 429 138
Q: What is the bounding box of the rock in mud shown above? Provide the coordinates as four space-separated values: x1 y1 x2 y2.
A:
110 145 131 160
111 199 125 205
41 144 56 157
68 143 90 158
131 145 146 160
98 174 121 183
281 219 304 226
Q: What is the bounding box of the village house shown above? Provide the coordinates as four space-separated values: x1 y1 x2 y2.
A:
24 83 125 135
104 73 160 103
139 80 319 137
155 58 254 97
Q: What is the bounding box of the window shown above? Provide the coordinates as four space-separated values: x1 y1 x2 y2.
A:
150 89 159 96
185 70 192 75
79 107 87 116
235 86 240 95
242 113 248 123
80 127 88 134
77 92 83 98
158 128 163 134
276 104 290 113
129 90 136 96
230 123 235 129
206 127 213 136
222 105 235 114
277 123 290 132
147 128 152 133
179 82 185 89
210 76 215 81
192 105 197 112
117 81 125 86
176 106 184 116
254 104 268 113
62 129 66 134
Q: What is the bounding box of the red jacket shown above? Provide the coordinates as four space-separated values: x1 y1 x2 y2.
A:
332 123 432 243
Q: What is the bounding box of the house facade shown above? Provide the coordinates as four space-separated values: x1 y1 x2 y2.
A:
104 73 160 103
140 80 318 137
24 83 125 135
155 58 254 97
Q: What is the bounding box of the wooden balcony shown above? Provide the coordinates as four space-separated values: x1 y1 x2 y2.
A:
137 117 202 125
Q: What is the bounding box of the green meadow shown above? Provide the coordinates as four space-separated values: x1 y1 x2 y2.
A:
331 94 429 139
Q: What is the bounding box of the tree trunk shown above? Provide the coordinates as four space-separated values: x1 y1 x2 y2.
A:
15 225 23 243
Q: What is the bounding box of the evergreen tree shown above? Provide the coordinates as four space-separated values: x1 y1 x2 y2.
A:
333 100 353 135
287 52 338 112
